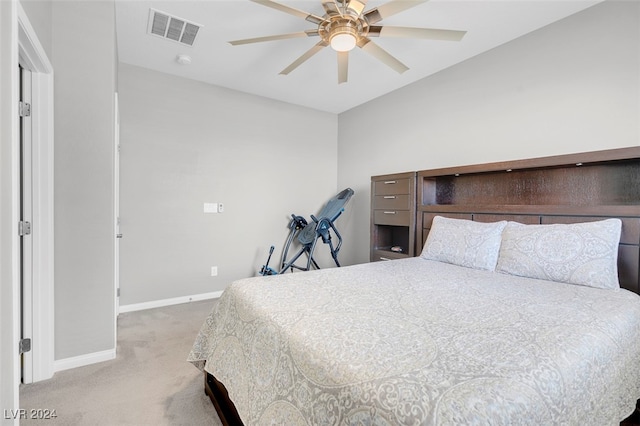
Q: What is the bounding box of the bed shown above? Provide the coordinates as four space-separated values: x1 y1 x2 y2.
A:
188 147 640 425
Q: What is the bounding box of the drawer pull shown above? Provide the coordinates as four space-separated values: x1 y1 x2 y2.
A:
383 211 397 214
380 257 392 261
383 196 396 199
383 180 397 184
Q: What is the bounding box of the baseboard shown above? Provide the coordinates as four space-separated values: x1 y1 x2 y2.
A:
118 291 223 314
54 349 116 373
52 292 222 374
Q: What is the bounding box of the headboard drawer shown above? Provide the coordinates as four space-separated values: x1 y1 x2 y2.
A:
373 178 411 196
422 212 472 229
618 245 639 293
374 210 410 226
373 194 411 210
541 215 640 245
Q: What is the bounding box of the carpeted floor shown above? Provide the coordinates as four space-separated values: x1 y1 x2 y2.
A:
20 300 222 426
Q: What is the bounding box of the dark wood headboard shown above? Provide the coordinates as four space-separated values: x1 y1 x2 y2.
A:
416 147 640 295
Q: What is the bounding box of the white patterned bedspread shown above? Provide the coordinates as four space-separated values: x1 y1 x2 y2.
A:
188 258 640 425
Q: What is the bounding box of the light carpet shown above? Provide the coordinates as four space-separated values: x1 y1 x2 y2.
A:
20 300 222 426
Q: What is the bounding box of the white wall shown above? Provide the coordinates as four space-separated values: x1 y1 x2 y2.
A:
19 0 51 59
52 0 116 360
337 0 640 266
118 63 338 305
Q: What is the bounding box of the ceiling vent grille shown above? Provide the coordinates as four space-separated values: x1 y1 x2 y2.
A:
147 9 202 47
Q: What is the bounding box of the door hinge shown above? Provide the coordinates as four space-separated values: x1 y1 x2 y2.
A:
19 101 31 117
19 338 31 354
117 288 120 297
18 221 31 236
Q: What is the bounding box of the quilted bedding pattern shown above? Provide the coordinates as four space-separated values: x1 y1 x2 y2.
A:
188 258 640 425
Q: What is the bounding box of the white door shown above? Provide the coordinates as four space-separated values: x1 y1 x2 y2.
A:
19 65 34 384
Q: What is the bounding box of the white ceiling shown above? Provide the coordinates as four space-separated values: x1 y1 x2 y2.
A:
115 0 603 114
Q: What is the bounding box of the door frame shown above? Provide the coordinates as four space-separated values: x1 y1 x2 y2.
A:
0 0 21 420
17 3 55 383
114 92 120 329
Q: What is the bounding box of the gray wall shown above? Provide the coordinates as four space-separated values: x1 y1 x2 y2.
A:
118 64 337 305
52 1 116 359
19 0 52 59
337 0 640 266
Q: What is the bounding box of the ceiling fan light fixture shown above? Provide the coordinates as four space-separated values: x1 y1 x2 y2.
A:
330 26 357 52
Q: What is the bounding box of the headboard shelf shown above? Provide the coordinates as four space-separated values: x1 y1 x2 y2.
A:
417 146 640 179
419 155 640 209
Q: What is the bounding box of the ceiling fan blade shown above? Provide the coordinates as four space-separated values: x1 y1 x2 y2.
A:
346 0 368 17
322 0 341 16
229 31 317 46
369 26 466 41
364 0 429 25
337 51 348 84
358 38 408 74
251 0 324 25
280 41 329 75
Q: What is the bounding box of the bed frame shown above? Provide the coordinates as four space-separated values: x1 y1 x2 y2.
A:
204 372 243 425
204 146 640 425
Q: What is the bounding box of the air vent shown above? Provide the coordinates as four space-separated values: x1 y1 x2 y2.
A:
147 9 202 47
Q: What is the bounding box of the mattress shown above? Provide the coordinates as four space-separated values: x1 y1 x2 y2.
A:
188 257 640 425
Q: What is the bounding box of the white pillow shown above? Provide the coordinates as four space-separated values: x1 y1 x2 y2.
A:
421 216 507 271
495 219 622 289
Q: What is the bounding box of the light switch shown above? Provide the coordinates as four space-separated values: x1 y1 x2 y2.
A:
204 203 218 213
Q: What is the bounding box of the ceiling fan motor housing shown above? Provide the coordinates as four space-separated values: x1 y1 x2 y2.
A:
320 10 369 51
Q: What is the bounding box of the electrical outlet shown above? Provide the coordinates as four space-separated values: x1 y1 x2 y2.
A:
218 203 224 213
211 266 218 276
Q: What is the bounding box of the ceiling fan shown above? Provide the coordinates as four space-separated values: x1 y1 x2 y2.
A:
229 0 466 84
